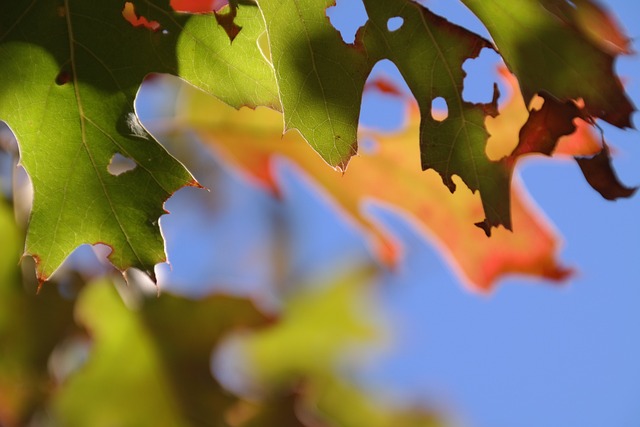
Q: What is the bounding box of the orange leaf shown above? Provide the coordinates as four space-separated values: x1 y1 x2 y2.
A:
169 77 572 292
486 67 602 160
486 67 634 201
544 0 633 56
170 0 228 13
122 2 161 31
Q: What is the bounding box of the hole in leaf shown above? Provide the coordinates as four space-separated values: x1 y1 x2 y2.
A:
360 60 411 131
326 0 368 44
13 164 33 228
122 2 161 31
431 97 448 121
108 153 137 176
214 5 241 42
461 48 504 103
55 70 71 86
387 16 404 32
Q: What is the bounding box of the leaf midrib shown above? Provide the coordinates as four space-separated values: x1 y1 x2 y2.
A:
63 0 145 269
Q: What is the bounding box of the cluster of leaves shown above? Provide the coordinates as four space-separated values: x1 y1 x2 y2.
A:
0 1 638 425
0 0 636 285
0 188 444 426
163 68 590 291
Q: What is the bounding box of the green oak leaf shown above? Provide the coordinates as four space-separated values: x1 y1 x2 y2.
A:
257 0 511 230
460 0 635 128
0 0 278 283
256 0 370 170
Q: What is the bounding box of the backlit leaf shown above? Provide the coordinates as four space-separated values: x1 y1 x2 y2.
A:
460 0 635 128
487 66 636 201
0 0 277 283
256 0 517 231
168 74 571 291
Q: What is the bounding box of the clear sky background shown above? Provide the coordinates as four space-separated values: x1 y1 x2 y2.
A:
139 1 640 426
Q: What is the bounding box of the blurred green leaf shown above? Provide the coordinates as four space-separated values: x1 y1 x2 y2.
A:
231 269 445 427
0 195 77 427
239 269 382 386
53 281 271 427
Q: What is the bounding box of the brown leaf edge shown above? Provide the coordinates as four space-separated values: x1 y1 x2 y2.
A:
575 142 637 200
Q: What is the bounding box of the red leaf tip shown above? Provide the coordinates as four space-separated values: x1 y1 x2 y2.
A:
122 2 161 31
170 0 229 14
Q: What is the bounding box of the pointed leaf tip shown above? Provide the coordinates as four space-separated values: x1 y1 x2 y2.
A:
576 144 637 200
1 0 274 283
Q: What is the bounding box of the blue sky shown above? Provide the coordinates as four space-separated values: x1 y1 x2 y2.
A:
348 1 640 426
139 1 640 426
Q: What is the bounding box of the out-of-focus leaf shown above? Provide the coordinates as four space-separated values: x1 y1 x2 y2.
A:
0 195 76 427
221 269 445 426
140 286 271 423
0 0 277 283
168 76 571 291
233 269 381 387
306 377 443 427
52 281 272 427
52 281 189 427
568 0 632 55
171 0 229 13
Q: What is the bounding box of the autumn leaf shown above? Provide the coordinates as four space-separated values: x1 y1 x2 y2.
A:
575 144 637 200
460 0 635 128
0 0 277 283
2 0 635 283
484 69 602 161
171 0 229 13
256 0 636 235
163 73 570 291
255 0 521 231
122 2 162 30
487 67 637 202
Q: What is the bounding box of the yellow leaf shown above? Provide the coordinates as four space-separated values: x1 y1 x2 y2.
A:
169 79 572 291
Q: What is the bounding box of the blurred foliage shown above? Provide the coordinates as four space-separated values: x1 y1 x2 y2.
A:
226 269 442 427
165 74 572 291
0 193 77 426
0 186 445 426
